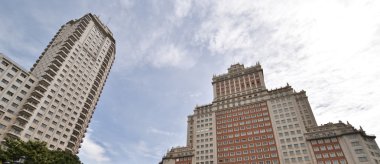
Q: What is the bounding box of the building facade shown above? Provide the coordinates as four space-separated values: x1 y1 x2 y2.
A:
161 146 194 164
0 54 38 140
160 63 380 164
0 13 115 154
305 121 380 164
267 87 316 163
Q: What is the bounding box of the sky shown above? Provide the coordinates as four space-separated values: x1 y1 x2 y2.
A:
1 0 380 163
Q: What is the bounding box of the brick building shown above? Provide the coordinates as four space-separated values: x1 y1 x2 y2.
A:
160 63 379 164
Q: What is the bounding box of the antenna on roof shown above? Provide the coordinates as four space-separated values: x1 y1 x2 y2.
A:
106 17 111 26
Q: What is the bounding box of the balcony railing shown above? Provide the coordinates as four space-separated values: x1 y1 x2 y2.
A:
42 73 53 82
31 89 43 98
39 79 50 87
48 64 59 73
73 128 81 135
12 122 26 130
20 108 34 116
77 118 84 125
24 101 37 110
28 95 40 104
7 129 21 138
17 115 30 122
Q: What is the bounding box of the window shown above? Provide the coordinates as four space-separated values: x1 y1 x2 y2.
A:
351 141 360 146
2 98 9 103
11 103 18 108
11 85 18 90
28 127 35 131
2 61 9 66
25 134 31 138
7 109 14 114
355 149 364 154
33 119 39 124
2 79 9 84
16 79 22 83
358 157 368 162
11 67 18 72
3 116 11 122
41 124 47 128
0 124 6 129
6 91 14 96
320 146 326 151
6 73 14 78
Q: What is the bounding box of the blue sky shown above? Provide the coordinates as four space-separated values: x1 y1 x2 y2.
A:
1 0 380 163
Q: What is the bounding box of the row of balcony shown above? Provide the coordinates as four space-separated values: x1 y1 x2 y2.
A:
17 114 30 123
35 84 47 93
12 121 27 131
6 129 21 139
81 106 89 115
42 73 53 82
24 100 37 109
48 62 60 72
55 51 66 63
60 45 70 54
20 107 34 116
73 27 83 39
68 35 78 44
40 78 50 87
31 87 43 98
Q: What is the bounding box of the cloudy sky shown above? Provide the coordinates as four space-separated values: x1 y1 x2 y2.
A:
1 0 380 163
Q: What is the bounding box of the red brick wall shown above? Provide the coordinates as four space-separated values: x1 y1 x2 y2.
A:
310 137 347 164
216 101 280 164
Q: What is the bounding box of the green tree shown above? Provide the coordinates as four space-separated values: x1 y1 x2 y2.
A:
0 138 81 164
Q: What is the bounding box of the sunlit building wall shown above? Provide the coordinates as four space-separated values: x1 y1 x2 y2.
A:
0 13 115 154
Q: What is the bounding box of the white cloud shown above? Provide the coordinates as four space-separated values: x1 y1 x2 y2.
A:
174 0 192 19
147 44 195 68
2 1 380 164
79 130 110 164
147 127 177 136
119 0 133 9
189 92 202 98
194 0 380 142
120 140 166 163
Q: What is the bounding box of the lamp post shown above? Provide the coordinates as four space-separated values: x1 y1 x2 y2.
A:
17 156 26 164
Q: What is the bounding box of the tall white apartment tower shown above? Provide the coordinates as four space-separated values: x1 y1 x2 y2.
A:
0 13 115 153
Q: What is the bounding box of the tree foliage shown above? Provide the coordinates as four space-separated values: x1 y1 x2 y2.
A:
0 138 81 164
